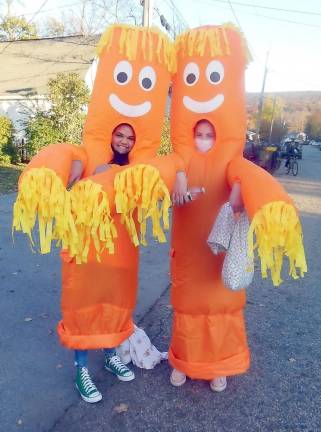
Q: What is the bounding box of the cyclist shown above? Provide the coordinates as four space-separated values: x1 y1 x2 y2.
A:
285 139 299 168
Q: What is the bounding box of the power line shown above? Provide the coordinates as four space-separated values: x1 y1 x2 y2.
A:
4 1 85 19
201 0 321 30
161 0 189 30
227 0 242 28
0 0 50 54
166 0 189 28
206 0 321 17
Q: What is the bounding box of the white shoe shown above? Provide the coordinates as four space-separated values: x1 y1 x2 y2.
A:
210 376 227 392
170 369 186 387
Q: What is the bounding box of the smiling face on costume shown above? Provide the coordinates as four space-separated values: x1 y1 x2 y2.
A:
194 120 215 153
171 26 248 161
82 25 174 173
109 60 158 118
111 124 136 154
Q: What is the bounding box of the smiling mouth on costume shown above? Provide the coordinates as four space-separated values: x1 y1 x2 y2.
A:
109 93 151 117
183 94 224 114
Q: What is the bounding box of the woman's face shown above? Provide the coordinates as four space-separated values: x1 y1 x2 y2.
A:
111 124 135 154
194 121 215 153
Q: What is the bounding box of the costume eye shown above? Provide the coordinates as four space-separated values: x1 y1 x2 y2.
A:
139 66 156 91
114 61 132 85
206 60 224 85
183 62 200 86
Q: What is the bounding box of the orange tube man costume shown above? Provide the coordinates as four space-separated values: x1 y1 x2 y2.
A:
168 25 307 380
12 24 181 350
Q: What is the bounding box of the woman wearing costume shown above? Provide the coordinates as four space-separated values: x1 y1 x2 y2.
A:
13 24 183 403
169 25 307 391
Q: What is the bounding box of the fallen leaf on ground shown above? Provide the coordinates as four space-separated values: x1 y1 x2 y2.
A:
24 317 32 322
114 403 128 413
17 419 22 425
56 364 63 369
289 358 296 362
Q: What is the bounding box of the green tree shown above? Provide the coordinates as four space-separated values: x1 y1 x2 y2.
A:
0 116 18 163
24 73 90 156
0 16 38 41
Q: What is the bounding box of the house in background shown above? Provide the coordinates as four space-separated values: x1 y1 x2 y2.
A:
0 34 99 141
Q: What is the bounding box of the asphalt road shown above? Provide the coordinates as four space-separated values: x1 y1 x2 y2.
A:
0 194 170 432
1 145 321 432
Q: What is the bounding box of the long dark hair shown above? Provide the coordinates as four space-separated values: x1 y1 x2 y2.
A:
109 123 136 166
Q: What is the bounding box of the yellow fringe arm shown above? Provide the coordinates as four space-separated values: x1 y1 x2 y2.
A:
175 23 252 65
114 164 171 247
247 201 307 287
12 168 76 254
69 180 117 264
96 24 176 74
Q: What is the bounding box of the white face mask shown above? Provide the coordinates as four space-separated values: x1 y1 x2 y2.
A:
195 138 213 153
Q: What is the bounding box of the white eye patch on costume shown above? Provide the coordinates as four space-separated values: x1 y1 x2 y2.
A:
109 61 157 116
182 60 225 113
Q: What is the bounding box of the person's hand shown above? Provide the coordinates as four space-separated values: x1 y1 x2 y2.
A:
229 182 244 214
172 171 188 206
93 163 112 175
67 160 83 189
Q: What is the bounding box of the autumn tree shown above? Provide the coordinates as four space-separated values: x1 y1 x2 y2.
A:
305 109 321 140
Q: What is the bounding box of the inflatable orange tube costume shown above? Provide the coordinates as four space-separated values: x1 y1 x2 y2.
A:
168 25 307 380
13 24 181 350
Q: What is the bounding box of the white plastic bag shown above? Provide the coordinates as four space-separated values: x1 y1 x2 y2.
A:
207 203 254 291
207 203 235 254
116 325 167 369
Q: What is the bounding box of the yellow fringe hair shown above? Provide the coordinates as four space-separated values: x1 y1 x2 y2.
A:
248 201 307 286
12 168 77 255
12 168 117 264
114 164 171 247
96 24 176 74
69 180 117 264
175 23 252 65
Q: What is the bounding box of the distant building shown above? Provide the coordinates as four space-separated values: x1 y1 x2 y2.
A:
0 34 99 141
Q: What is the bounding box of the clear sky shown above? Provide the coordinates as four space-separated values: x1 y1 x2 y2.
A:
3 0 321 93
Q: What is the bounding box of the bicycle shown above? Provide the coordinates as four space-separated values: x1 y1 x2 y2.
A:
285 155 299 176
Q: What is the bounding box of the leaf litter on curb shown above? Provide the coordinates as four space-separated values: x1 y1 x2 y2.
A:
114 403 128 413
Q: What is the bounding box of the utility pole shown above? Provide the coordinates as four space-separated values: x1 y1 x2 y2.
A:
268 94 277 144
142 0 153 27
255 50 270 144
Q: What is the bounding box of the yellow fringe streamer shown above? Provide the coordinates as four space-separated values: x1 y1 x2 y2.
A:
114 164 171 247
12 168 77 254
69 180 117 264
175 23 252 65
248 201 307 287
96 24 176 74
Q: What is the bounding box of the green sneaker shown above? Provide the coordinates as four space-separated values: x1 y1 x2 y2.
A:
75 367 102 403
104 355 135 382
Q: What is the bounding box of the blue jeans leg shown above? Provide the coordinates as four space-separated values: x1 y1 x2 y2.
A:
103 348 116 359
74 350 88 368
